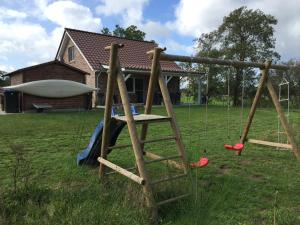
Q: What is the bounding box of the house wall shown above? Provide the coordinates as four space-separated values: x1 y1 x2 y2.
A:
61 38 97 107
10 73 23 85
9 63 89 111
22 94 89 110
96 73 180 105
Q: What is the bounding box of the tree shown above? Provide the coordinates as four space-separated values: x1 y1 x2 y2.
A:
196 6 280 106
100 27 111 35
101 25 146 41
0 70 9 87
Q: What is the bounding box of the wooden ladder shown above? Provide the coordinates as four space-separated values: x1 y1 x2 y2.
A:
98 44 189 221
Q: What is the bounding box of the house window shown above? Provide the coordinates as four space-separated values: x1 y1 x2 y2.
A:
68 46 75 62
126 77 135 93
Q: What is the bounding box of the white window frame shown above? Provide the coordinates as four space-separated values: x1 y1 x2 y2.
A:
68 46 75 62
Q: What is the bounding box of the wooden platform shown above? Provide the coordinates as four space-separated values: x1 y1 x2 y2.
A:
114 114 171 123
248 139 292 150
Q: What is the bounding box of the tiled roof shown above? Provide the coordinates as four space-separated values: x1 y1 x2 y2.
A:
64 28 183 73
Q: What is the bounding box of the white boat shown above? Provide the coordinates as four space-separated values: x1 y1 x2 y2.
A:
4 79 98 98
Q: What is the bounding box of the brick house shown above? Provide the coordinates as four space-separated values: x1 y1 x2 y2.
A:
4 61 90 111
56 28 184 106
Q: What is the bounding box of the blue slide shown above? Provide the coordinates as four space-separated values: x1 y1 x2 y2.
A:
77 106 138 166
77 118 126 165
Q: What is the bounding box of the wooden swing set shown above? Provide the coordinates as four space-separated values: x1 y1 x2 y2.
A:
98 43 300 221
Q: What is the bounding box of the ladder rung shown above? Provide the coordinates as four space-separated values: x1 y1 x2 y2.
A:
108 136 176 150
157 193 190 206
145 155 181 164
151 173 187 185
141 136 176 144
145 151 184 170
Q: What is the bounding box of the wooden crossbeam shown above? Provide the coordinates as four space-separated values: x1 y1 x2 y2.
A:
98 157 145 185
248 139 292 149
145 151 184 169
145 155 181 164
158 53 289 70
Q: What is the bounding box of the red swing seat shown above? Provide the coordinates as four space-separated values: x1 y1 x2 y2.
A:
190 157 209 168
224 143 244 152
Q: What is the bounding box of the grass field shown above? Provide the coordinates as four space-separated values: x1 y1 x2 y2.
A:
0 105 300 225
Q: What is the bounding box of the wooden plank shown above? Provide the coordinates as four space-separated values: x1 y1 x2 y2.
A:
266 79 300 162
105 166 136 175
157 194 190 206
98 158 145 185
145 151 184 170
158 53 289 70
99 43 120 177
248 139 292 149
239 61 272 155
151 174 187 185
145 155 181 164
114 114 171 123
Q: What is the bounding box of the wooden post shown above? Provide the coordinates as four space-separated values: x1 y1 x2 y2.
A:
158 67 189 172
266 79 300 162
99 43 121 177
116 60 158 220
140 47 165 151
239 60 272 155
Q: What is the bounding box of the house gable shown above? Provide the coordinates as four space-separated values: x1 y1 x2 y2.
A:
56 31 94 74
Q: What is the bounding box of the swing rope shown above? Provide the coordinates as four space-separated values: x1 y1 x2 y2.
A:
190 66 209 168
227 70 230 139
239 69 246 137
224 68 245 153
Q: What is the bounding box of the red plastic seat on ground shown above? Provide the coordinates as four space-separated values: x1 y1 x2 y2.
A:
224 143 244 152
190 157 209 168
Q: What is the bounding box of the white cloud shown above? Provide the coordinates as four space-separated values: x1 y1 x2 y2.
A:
169 0 240 36
170 0 300 60
143 21 171 40
96 0 148 26
0 1 103 70
0 7 27 19
0 20 62 69
44 1 101 31
161 39 195 55
0 64 15 72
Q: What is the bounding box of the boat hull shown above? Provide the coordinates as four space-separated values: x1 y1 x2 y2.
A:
4 79 97 98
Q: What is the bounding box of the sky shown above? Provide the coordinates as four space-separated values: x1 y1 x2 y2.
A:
0 0 300 72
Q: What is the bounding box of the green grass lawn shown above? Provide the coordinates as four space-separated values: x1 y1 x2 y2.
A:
0 106 300 225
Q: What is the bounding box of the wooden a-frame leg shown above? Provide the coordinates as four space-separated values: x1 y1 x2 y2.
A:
158 69 188 172
266 79 300 162
140 48 164 152
99 44 120 177
239 60 272 155
116 61 158 221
